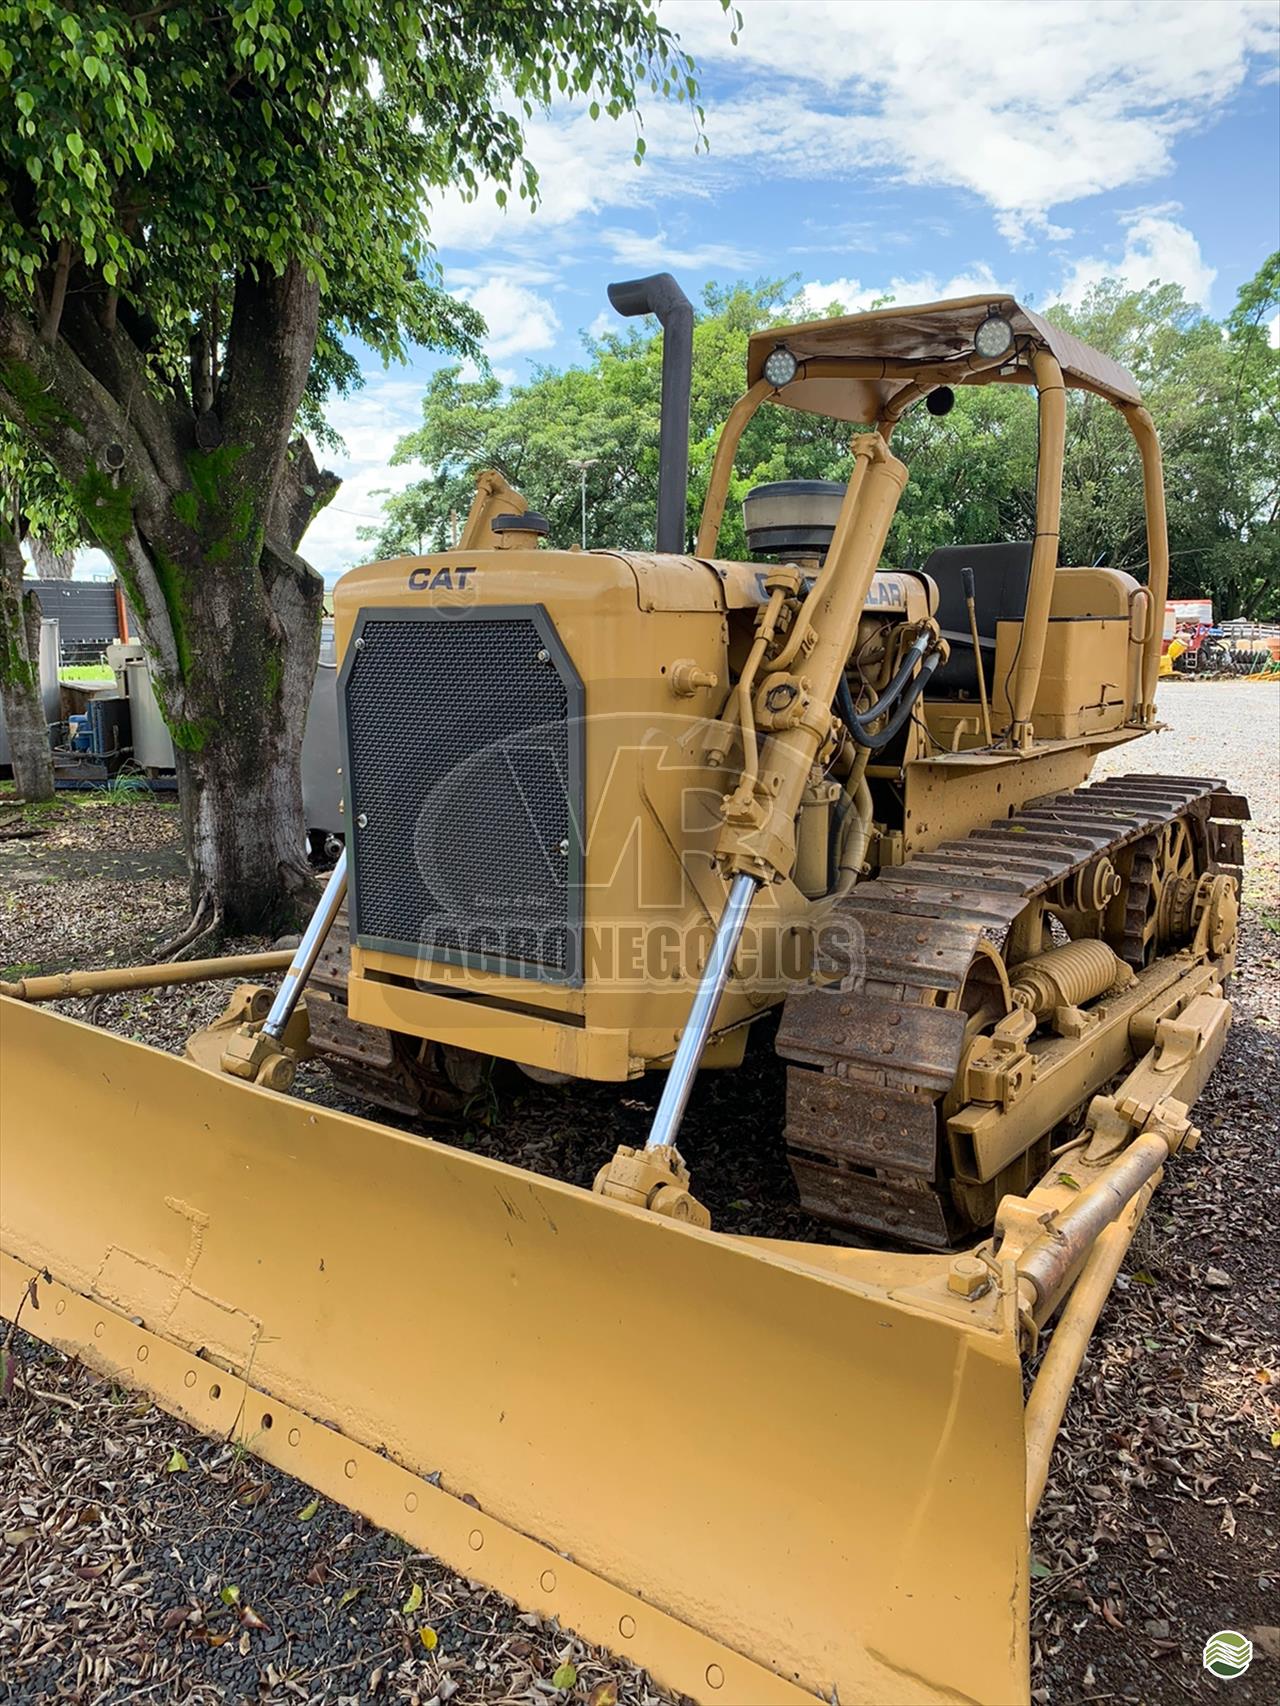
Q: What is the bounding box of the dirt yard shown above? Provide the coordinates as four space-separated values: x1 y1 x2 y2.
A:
2 679 1277 1706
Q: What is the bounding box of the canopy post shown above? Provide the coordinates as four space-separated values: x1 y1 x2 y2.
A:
696 380 770 557
1005 348 1066 747
1121 403 1169 724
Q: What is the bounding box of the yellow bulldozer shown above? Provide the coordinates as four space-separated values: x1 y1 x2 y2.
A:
1 279 1249 1706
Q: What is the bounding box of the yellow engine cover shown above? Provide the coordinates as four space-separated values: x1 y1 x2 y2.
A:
332 551 928 1078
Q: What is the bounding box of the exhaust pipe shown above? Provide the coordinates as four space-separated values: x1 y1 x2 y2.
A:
607 272 692 553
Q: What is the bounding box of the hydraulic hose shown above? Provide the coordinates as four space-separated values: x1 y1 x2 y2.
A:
835 632 941 751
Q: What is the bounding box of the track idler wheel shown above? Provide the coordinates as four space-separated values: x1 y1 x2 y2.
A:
1191 872 1239 959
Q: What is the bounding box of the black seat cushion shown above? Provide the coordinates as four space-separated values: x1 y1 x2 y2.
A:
922 542 1034 695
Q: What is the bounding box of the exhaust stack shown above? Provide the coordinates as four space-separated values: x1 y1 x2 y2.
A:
607 272 692 553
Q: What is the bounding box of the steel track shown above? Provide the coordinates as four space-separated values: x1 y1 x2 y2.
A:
775 775 1247 1249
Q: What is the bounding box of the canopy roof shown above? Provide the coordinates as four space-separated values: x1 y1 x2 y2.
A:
745 295 1142 423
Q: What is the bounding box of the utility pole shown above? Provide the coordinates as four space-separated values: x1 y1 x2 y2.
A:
570 458 599 550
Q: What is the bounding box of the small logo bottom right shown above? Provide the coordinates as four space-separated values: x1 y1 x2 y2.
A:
1203 1630 1254 1680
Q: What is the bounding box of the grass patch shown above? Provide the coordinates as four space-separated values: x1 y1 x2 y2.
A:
104 769 152 806
59 665 115 683
71 791 179 810
0 787 177 819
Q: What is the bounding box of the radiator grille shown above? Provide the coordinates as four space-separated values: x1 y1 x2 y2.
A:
341 609 583 980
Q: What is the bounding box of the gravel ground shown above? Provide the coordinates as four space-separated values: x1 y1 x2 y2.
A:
2 680 1278 1706
1091 679 1280 912
0 1339 666 1706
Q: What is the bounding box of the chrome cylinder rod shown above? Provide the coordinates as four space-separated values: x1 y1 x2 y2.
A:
645 871 760 1151
262 848 348 1041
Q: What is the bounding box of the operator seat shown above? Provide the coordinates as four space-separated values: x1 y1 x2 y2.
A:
922 542 1034 695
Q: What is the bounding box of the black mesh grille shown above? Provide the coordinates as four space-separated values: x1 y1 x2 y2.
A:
342 611 581 979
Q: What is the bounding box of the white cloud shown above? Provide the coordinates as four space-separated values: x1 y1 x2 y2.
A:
447 258 560 290
453 278 560 359
600 226 755 272
68 547 114 581
296 378 426 577
425 101 702 253
799 263 1011 315
1056 211 1217 306
669 0 1278 242
426 2 1275 262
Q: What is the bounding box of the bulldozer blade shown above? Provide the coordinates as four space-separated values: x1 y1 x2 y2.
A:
1 1000 1030 1706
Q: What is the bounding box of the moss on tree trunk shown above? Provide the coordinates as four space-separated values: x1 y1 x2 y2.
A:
150 517 325 936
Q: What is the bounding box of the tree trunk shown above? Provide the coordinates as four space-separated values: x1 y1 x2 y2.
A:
0 519 55 802
158 523 325 937
1 266 337 934
28 535 75 579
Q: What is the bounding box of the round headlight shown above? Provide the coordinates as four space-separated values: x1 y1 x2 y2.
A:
763 345 798 388
974 313 1014 360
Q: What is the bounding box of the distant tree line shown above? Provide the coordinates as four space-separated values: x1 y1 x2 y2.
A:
369 255 1279 622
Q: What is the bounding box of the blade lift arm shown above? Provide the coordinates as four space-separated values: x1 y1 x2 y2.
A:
597 434 923 1222
946 986 1231 1521
215 850 348 1091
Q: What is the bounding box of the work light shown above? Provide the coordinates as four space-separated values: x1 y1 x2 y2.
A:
763 345 799 388
974 313 1014 360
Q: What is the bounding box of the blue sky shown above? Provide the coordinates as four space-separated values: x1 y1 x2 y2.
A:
80 0 1280 582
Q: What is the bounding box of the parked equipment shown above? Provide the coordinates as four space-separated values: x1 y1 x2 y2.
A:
2 282 1248 1706
300 618 344 854
41 630 342 830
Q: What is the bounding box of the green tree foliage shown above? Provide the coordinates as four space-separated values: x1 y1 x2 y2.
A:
1046 263 1279 620
372 259 1279 622
0 0 718 931
371 280 856 561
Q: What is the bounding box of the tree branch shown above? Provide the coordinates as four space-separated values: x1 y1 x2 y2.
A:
59 296 189 489
220 260 322 507
190 328 213 414
0 306 184 681
270 436 340 551
40 241 72 344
